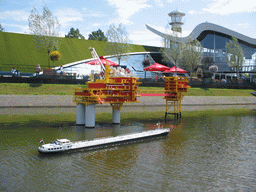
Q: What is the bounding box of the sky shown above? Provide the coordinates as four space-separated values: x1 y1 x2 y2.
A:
1 0 256 47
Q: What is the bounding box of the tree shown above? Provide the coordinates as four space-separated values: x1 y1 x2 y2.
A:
106 24 131 64
49 51 61 67
88 29 107 41
65 28 85 39
180 38 203 75
161 31 203 76
225 37 244 77
160 32 184 67
28 5 60 68
0 24 4 32
202 56 214 70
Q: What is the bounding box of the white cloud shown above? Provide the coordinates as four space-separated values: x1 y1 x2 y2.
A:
55 8 83 27
188 10 196 15
238 23 250 29
82 8 107 18
130 29 163 47
107 0 151 24
0 10 29 21
188 10 203 15
92 23 100 27
203 0 256 15
58 30 66 37
154 0 164 7
3 23 29 33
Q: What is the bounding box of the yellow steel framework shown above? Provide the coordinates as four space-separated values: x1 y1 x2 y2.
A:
164 76 189 121
73 65 140 110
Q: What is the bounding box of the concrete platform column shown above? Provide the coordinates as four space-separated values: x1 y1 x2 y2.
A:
76 103 85 125
111 103 122 124
85 104 95 128
112 109 121 124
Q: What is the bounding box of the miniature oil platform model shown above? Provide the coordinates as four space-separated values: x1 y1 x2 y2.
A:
73 48 190 127
73 48 140 127
164 76 190 121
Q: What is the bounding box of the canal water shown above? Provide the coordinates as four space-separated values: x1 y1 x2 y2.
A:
1 113 256 191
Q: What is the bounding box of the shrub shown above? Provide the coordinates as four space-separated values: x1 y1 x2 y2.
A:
49 51 61 61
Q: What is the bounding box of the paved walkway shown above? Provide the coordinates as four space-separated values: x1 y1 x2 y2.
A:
0 95 255 108
0 95 255 115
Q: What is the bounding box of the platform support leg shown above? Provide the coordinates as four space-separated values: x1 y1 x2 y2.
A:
165 112 168 123
111 103 123 124
112 109 121 124
76 103 85 126
85 104 95 128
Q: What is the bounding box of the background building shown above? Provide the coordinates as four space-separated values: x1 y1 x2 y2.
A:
146 11 256 81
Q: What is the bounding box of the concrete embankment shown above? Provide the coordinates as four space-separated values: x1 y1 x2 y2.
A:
0 95 256 116
0 95 256 108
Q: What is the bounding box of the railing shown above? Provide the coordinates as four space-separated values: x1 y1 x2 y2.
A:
0 63 36 73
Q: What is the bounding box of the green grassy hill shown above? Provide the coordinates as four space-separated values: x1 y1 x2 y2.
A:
0 32 159 73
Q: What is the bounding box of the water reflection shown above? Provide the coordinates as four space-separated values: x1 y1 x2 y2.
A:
1 114 256 191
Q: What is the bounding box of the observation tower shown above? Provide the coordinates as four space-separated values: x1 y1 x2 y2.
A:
168 10 185 33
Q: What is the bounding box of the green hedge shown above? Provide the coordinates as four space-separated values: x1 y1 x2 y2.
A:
0 32 159 73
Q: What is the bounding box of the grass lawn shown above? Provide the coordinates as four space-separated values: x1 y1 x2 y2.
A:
184 87 254 96
139 86 254 96
0 83 253 96
0 83 88 95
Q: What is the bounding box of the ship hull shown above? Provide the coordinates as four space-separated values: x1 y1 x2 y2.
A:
38 129 169 154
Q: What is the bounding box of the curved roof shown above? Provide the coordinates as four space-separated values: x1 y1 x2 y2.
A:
146 22 256 48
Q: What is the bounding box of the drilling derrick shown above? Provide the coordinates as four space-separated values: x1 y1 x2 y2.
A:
164 76 190 121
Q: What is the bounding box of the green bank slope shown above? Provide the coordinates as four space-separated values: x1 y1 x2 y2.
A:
0 32 159 72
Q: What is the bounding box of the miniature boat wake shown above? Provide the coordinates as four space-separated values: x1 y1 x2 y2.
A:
38 128 170 154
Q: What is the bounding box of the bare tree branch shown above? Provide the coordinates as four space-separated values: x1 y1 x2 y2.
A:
106 24 131 64
28 5 60 68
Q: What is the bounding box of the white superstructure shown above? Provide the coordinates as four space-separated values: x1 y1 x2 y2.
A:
38 139 72 153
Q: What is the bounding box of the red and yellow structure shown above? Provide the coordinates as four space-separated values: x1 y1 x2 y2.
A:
73 65 140 127
164 76 190 120
73 46 189 126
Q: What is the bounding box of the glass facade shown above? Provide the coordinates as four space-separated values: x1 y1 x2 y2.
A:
60 53 166 80
200 32 256 72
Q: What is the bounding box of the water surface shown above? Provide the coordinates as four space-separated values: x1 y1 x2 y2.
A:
1 114 256 191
